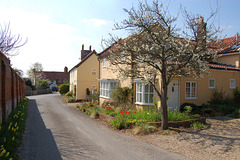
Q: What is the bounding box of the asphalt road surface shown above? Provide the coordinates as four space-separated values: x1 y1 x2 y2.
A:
19 93 191 160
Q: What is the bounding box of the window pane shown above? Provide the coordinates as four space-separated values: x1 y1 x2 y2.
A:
137 83 142 92
145 85 149 93
150 85 154 92
145 94 148 103
186 82 190 97
209 79 215 87
149 94 153 103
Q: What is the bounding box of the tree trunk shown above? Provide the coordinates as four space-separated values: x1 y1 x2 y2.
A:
161 85 168 130
161 67 168 130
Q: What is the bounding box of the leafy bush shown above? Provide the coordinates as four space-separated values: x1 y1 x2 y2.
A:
110 87 133 106
232 108 240 118
191 121 206 129
111 115 129 130
36 79 49 89
85 110 92 115
59 84 69 95
234 88 240 106
180 103 201 114
65 91 73 97
90 92 100 103
168 108 200 121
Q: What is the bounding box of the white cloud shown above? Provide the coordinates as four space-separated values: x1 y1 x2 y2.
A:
0 7 95 75
80 18 108 27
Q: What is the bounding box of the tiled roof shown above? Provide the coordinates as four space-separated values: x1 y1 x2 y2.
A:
217 35 240 54
208 62 240 71
39 71 69 81
98 39 124 58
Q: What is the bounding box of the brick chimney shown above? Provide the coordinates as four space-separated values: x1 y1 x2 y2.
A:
197 16 207 49
64 66 68 73
81 44 92 60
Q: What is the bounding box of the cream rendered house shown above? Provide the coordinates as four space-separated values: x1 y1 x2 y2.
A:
98 34 240 110
69 45 99 101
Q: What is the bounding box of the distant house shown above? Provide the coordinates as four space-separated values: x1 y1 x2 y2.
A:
69 45 99 101
32 67 69 88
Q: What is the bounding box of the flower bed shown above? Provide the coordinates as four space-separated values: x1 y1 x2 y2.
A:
0 97 28 160
77 102 205 130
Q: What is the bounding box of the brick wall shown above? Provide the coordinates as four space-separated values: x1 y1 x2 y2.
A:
0 51 25 124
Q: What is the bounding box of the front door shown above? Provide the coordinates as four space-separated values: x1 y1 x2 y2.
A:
167 79 180 111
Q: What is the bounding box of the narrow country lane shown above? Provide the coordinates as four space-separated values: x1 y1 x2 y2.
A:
19 93 191 160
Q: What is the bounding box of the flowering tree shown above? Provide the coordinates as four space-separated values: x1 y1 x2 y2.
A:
103 1 221 129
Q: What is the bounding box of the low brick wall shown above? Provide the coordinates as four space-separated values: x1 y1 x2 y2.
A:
149 117 206 128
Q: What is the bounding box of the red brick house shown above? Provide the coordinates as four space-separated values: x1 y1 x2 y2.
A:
32 67 69 88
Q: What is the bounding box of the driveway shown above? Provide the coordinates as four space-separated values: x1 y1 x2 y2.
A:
19 93 190 160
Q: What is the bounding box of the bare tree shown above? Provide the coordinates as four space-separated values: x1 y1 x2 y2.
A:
0 22 27 57
27 62 43 86
103 0 222 130
13 68 24 77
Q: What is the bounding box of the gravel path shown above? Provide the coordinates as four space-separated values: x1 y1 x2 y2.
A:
129 118 240 160
19 93 191 160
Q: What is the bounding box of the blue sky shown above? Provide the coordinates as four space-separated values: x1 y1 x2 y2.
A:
0 0 239 76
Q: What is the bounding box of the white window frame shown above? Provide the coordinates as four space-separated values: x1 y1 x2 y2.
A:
135 79 154 105
99 79 118 99
103 58 106 68
92 68 97 76
121 52 125 62
185 81 197 99
230 79 236 89
208 78 216 89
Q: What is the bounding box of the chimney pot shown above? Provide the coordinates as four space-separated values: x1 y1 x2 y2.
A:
82 44 84 50
64 66 68 73
89 45 92 51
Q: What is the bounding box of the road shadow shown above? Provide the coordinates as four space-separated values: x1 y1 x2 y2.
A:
19 99 63 160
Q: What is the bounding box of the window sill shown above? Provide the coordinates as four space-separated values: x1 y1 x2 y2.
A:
185 97 198 100
208 87 215 89
135 102 154 106
99 96 111 99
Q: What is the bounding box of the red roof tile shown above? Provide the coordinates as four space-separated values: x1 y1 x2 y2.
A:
208 62 240 71
217 35 240 54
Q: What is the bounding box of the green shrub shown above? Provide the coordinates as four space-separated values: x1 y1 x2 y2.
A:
65 91 73 97
232 108 240 118
180 103 200 114
85 110 92 115
110 87 133 106
90 92 100 103
111 115 129 130
104 106 117 117
191 121 206 129
209 89 226 104
234 88 240 106
36 79 49 89
59 84 69 95
168 108 200 121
